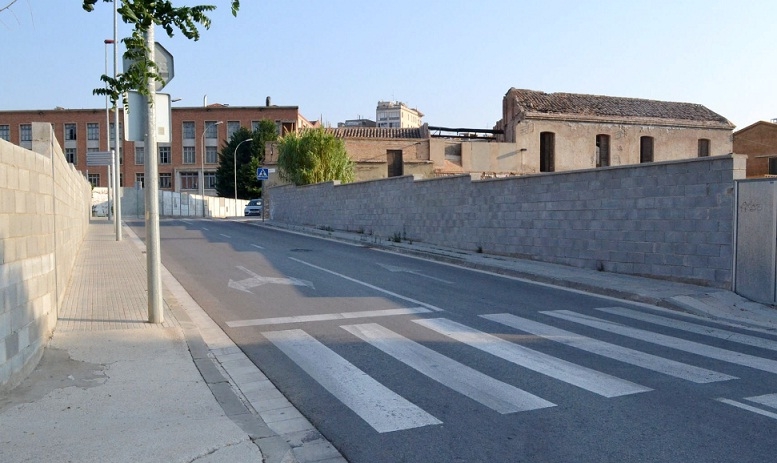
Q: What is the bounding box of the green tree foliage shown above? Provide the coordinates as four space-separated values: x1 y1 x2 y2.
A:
277 128 355 186
215 121 278 199
83 0 240 104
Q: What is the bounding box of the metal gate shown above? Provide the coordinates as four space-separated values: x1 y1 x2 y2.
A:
734 178 777 304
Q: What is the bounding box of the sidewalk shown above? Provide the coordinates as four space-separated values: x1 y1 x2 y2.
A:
2 218 776 463
0 220 343 463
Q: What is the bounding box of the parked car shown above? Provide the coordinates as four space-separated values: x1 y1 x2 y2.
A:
244 198 263 216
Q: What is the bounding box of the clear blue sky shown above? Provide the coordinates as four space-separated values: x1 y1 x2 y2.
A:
2 1 775 130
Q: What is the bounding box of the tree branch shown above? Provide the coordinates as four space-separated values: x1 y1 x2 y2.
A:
0 0 20 13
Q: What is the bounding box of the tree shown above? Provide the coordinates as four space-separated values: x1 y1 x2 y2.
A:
277 128 355 186
215 121 278 199
83 0 240 104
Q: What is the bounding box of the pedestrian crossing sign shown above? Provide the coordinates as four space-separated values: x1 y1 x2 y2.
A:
256 168 269 180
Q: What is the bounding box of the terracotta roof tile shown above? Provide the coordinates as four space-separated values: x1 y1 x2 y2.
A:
508 88 732 125
326 127 426 139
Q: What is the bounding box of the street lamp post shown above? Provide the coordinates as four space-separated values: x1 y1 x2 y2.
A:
233 138 253 204
104 39 114 222
200 120 222 217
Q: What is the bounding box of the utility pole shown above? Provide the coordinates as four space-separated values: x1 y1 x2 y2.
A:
145 25 163 324
112 0 122 241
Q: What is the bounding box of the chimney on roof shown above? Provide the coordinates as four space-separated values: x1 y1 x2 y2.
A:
266 96 271 107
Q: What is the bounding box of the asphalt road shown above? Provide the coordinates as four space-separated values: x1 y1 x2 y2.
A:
130 218 777 463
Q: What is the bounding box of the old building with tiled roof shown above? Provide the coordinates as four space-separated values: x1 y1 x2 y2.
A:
495 88 734 173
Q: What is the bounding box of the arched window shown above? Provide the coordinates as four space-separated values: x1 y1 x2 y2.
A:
540 132 555 172
640 136 654 163
596 134 610 167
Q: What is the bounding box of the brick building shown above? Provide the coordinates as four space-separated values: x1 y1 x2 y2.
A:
0 103 316 193
732 120 777 177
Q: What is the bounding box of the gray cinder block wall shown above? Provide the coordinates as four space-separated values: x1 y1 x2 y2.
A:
269 154 745 288
0 123 91 391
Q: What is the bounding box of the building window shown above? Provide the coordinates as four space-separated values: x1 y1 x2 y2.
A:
65 148 77 164
87 123 100 141
88 173 100 187
183 121 195 139
387 150 403 177
206 146 218 164
180 172 198 190
159 145 171 164
20 124 32 142
540 131 555 172
135 173 145 188
135 146 144 165
698 138 710 157
251 121 261 132
205 172 217 190
65 123 77 141
205 121 219 139
640 136 654 163
768 158 777 176
227 121 240 140
159 173 172 189
87 147 99 153
183 146 195 164
0 124 10 141
109 123 124 141
596 134 610 167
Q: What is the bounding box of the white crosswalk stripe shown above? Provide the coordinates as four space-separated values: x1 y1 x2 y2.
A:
716 398 777 420
262 329 442 433
481 313 736 383
342 323 556 414
414 318 651 397
261 308 777 431
544 310 777 374
594 307 777 352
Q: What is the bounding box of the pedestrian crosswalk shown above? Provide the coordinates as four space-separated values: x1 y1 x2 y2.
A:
246 307 777 433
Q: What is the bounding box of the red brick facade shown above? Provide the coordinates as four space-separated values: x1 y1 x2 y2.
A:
732 121 777 178
0 105 313 192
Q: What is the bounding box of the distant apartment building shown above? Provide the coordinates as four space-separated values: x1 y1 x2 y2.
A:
337 118 376 128
0 103 315 193
376 101 423 128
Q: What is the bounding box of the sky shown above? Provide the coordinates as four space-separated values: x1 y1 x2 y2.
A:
2 1 776 130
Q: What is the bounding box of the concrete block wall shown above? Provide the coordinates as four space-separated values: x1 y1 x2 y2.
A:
269 155 744 288
118 188 247 218
0 123 91 391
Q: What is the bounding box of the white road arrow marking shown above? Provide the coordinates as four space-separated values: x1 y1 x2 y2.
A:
228 266 314 293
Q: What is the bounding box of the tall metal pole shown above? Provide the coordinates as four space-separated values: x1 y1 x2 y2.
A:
145 26 163 324
200 126 205 217
234 138 253 204
105 39 114 223
112 0 122 241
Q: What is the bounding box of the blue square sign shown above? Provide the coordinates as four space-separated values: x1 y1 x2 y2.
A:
256 168 269 180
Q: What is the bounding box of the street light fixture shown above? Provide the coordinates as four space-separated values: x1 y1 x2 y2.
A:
200 120 223 216
233 138 253 204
